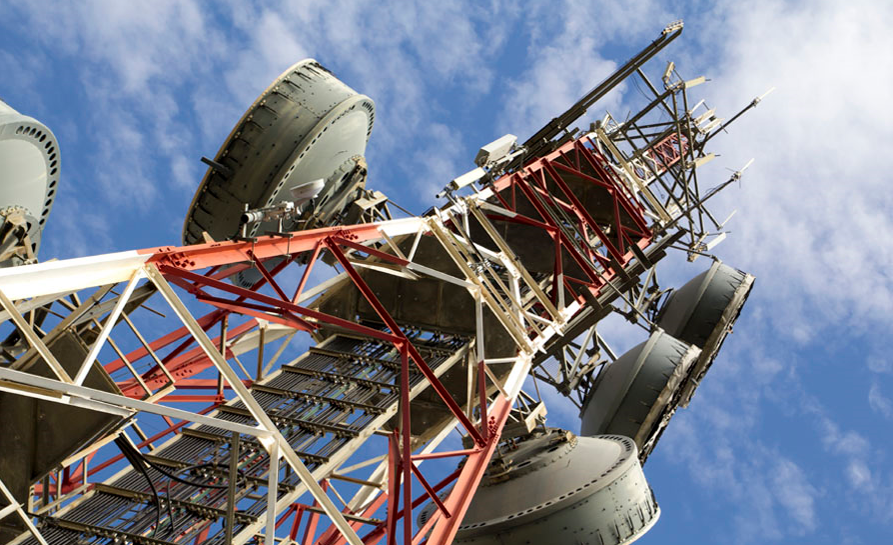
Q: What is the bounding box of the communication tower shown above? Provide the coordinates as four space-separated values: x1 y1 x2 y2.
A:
0 21 765 545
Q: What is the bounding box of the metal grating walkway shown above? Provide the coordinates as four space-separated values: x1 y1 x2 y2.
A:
21 331 469 545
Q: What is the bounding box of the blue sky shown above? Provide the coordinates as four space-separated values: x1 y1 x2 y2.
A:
1 1 891 543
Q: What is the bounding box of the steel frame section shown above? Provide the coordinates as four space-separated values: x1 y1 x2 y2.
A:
502 55 764 399
0 21 761 545
0 129 654 544
0 475 49 545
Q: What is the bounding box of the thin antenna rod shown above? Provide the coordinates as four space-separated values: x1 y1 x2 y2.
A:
517 21 685 162
701 87 775 146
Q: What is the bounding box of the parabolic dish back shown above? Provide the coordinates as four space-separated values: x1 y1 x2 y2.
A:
183 60 374 245
656 260 755 407
0 99 60 262
421 429 659 545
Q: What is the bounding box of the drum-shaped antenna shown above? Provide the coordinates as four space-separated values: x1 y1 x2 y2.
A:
0 99 60 265
580 331 700 461
419 429 659 545
656 260 755 407
182 59 374 245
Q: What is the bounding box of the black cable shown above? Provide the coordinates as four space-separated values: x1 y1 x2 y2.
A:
139 453 230 489
160 458 245 538
163 475 176 538
114 436 162 539
116 437 250 539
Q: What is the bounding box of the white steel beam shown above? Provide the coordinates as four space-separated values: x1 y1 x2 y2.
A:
265 441 280 545
73 269 143 385
0 250 149 300
0 290 73 324
0 366 264 437
0 475 50 545
144 263 364 545
0 288 73 383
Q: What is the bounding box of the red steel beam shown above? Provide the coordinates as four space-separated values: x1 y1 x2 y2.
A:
324 239 486 447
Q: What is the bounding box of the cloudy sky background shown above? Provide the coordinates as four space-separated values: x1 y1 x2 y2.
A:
1 0 891 543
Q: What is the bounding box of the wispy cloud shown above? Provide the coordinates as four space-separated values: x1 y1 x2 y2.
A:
407 123 467 203
497 0 672 139
2 0 230 250
772 457 819 534
868 351 892 374
212 0 515 197
636 3 893 536
663 410 820 542
869 383 893 420
688 0 893 338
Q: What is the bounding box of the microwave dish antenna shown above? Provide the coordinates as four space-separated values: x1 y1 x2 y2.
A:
182 59 374 245
580 331 700 460
420 429 659 545
0 99 60 266
655 260 755 407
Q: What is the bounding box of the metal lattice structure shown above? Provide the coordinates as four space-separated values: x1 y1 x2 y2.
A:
0 21 764 545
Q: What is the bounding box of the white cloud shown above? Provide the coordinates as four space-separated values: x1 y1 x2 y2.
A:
30 0 217 92
869 383 893 420
772 457 819 533
662 409 820 542
690 0 893 339
407 122 467 203
201 0 517 198
497 1 672 139
222 8 310 106
638 4 893 534
2 0 230 245
40 190 115 258
868 353 892 374
170 154 196 190
847 460 872 489
0 49 45 107
788 387 893 523
88 106 156 206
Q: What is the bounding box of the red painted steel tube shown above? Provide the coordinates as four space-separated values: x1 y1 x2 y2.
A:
158 264 402 344
248 251 292 301
140 222 392 270
424 396 513 545
386 432 400 545
362 466 463 545
293 240 323 303
401 346 413 544
324 240 486 447
301 481 328 545
409 462 450 519
315 493 388 545
290 505 307 541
